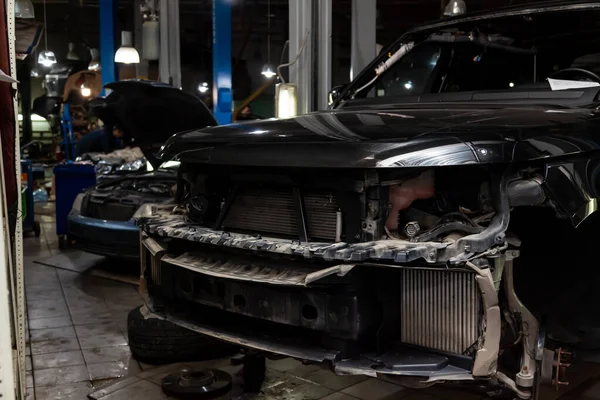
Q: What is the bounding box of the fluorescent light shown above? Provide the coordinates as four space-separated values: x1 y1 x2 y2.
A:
18 114 47 122
115 31 140 64
276 83 297 118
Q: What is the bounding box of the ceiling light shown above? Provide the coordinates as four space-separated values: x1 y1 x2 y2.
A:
15 0 35 18
509 82 515 88
198 82 209 93
261 64 276 78
404 81 413 90
444 0 466 16
88 48 101 71
115 31 140 64
80 85 91 97
38 50 57 67
66 42 79 61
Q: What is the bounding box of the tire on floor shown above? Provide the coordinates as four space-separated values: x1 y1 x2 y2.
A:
127 306 237 364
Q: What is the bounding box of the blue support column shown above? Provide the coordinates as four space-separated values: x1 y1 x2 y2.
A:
212 0 232 125
100 0 118 93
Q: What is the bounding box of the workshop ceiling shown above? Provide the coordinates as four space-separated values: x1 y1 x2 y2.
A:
29 0 553 63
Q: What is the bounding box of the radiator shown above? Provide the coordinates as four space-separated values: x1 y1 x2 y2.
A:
84 200 137 221
223 189 338 241
401 268 481 355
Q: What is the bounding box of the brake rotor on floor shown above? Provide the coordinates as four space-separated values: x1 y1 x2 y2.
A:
161 368 233 399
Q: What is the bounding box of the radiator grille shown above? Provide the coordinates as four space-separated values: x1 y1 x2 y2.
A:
84 200 137 222
401 268 481 355
223 189 339 241
150 256 162 285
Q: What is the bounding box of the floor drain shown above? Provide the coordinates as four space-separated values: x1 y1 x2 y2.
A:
162 368 233 399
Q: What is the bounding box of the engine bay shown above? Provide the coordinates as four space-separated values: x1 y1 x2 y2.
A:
162 164 548 264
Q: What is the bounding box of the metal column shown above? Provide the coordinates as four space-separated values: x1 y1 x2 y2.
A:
100 0 118 90
289 0 312 114
134 0 149 79
159 0 181 88
350 0 376 80
316 0 332 110
4 0 22 398
212 0 232 125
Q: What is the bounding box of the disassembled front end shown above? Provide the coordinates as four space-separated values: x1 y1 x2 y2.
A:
136 164 576 399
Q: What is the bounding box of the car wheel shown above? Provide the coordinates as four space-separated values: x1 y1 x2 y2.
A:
127 306 238 364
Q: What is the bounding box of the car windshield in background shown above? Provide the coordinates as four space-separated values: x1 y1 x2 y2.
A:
368 41 534 98
340 6 600 104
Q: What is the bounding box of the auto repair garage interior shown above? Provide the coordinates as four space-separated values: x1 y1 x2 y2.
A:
6 0 600 399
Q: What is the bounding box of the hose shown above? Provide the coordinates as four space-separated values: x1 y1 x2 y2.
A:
277 31 310 84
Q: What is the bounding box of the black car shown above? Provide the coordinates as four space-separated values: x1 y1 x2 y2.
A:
67 81 216 259
135 2 600 398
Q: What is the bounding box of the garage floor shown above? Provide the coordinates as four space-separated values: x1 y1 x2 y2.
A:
21 203 600 400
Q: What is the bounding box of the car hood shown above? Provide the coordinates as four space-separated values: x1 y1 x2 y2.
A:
158 105 600 168
89 80 217 167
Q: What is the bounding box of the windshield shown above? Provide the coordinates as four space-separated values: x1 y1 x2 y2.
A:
338 7 600 105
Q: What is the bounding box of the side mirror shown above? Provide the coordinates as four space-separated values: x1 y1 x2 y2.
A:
328 84 348 107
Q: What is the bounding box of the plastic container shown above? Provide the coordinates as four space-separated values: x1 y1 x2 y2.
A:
53 164 96 240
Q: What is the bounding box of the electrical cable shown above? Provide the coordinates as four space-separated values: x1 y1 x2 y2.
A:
277 40 289 80
277 31 309 84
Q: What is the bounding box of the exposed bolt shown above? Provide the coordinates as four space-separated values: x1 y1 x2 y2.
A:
403 221 420 238
464 244 471 252
429 251 436 259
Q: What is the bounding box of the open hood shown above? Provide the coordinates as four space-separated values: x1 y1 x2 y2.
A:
89 80 217 166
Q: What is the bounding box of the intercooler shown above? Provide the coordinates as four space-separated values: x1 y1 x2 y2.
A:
223 188 339 241
401 268 481 355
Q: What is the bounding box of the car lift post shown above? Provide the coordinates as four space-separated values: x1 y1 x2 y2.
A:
159 0 181 88
100 0 118 94
212 0 233 125
350 0 376 80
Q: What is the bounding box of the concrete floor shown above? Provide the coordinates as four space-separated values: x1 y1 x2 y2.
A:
21 203 600 400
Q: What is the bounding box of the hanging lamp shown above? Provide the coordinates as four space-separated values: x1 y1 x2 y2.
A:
115 31 140 64
66 42 80 61
15 0 35 19
38 0 56 67
261 0 275 78
444 0 466 16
